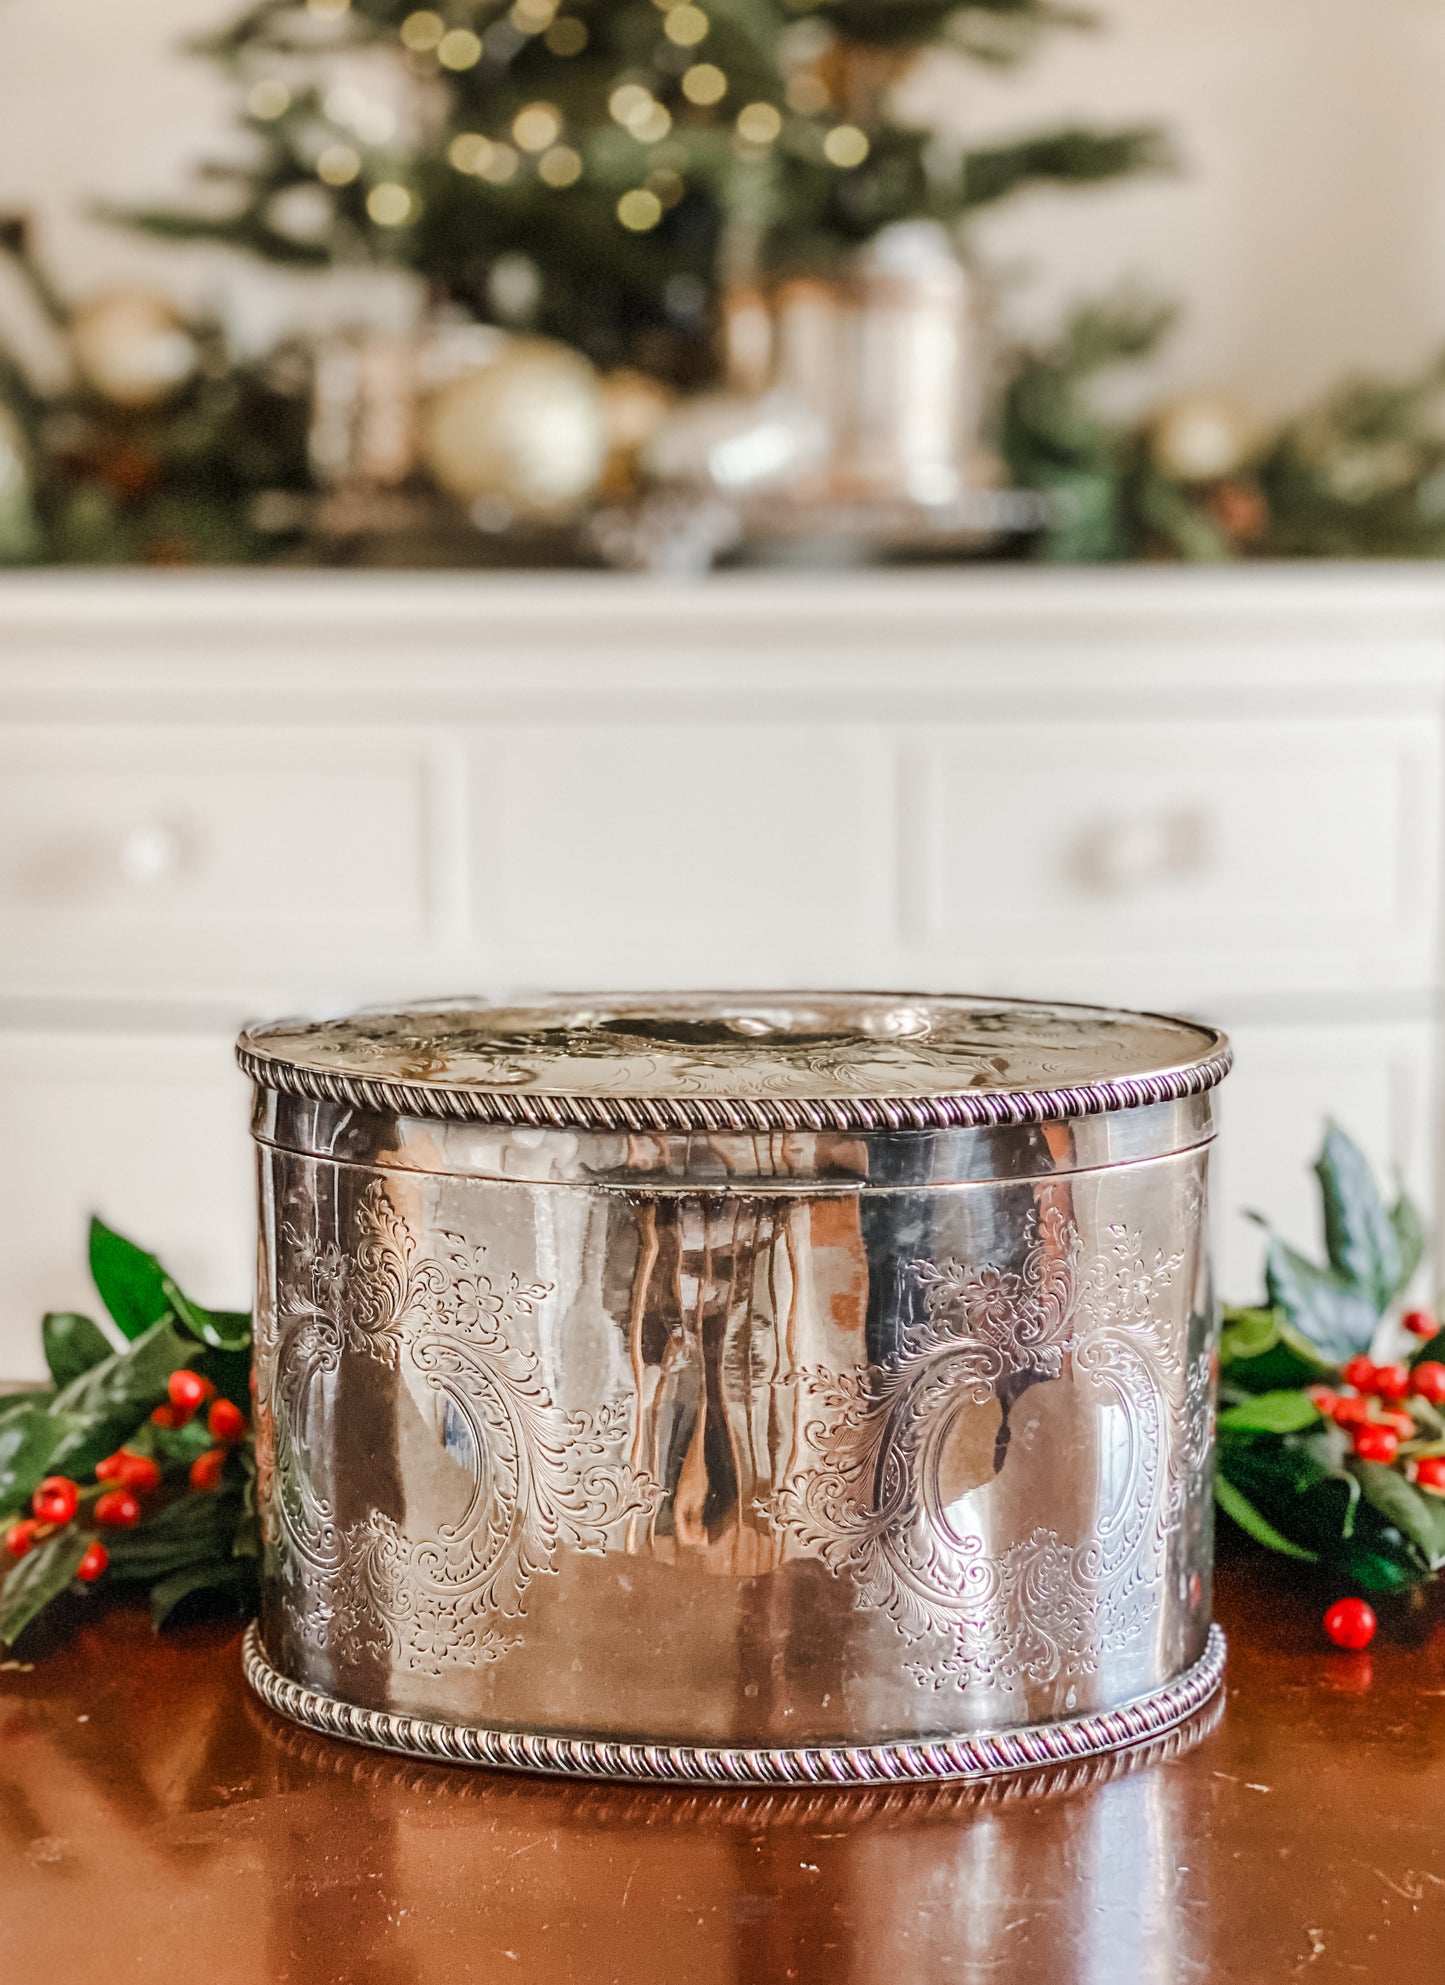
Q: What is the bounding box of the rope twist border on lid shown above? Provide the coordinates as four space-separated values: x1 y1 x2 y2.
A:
235 1040 1233 1133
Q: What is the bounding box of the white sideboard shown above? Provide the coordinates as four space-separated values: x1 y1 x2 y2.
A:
1 565 1441 1374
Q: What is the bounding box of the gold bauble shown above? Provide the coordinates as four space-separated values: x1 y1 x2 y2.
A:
1149 392 1257 484
70 290 198 409
418 337 607 518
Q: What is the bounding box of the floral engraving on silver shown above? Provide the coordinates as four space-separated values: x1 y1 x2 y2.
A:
243 1617 1227 1787
260 1182 659 1671
768 1207 1193 1691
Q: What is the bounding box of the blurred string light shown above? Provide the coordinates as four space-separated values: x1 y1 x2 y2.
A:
513 103 562 150
367 182 414 225
371 0 867 239
736 102 781 145
663 6 708 47
247 79 290 121
545 17 587 54
538 144 583 186
823 124 869 167
682 64 726 106
316 143 362 186
617 188 663 231
400 10 443 50
438 27 483 68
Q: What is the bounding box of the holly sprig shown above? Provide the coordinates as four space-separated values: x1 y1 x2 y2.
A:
0 1220 257 1647
1216 1124 1445 1597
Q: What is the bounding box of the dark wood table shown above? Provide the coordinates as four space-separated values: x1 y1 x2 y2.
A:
2 1549 1443 1983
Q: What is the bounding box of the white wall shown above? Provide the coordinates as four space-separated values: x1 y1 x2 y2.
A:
2 0 1444 414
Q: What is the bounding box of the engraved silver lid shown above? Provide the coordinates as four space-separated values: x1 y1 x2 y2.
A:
236 991 1230 1134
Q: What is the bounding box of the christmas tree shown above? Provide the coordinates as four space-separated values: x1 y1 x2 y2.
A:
132 0 1168 378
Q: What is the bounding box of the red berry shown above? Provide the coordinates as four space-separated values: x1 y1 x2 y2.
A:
1324 1597 1377 1650
1405 1308 1439 1339
4 1519 39 1558
1416 1456 1445 1493
115 1450 161 1493
1373 1363 1412 1401
149 1403 178 1428
1307 1387 1340 1413
93 1489 141 1528
94 1453 123 1482
31 1476 79 1525
207 1398 247 1444
167 1369 213 1421
1342 1356 1377 1392
1332 1396 1372 1428
1412 1362 1445 1406
189 1448 227 1492
1354 1424 1400 1463
75 1541 108 1584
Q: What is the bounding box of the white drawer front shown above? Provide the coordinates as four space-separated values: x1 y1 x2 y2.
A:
904 717 1437 1002
0 729 438 996
1213 1017 1435 1304
0 1029 254 1379
470 723 891 985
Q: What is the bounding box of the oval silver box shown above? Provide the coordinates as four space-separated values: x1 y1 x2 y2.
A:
239 992 1230 1786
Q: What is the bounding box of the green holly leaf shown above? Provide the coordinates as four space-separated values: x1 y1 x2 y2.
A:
40 1312 113 1389
1218 1306 1338 1392
1332 1529 1431 1594
1218 1421 1361 1552
1314 1123 1401 1309
149 1558 256 1630
0 1530 89 1646
45 1318 194 1478
1264 1235 1380 1360
1218 1391 1321 1435
0 1387 52 1424
0 1405 77 1522
103 1490 240 1582
89 1218 171 1342
161 1275 251 1354
1214 1475 1319 1561
1352 1461 1445 1571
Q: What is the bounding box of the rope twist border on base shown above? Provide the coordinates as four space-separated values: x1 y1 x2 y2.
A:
242 1620 1226 1788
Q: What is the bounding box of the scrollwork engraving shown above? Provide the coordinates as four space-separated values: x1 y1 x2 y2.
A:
766 1206 1198 1693
265 1181 658 1672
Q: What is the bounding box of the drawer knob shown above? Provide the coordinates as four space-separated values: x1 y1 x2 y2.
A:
117 822 184 885
1069 808 1211 897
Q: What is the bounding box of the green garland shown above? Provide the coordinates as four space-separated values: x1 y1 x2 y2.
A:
0 1221 257 1647
1000 300 1445 563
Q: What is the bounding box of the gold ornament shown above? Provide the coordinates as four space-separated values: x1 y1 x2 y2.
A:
70 290 198 409
418 337 607 518
1149 392 1257 484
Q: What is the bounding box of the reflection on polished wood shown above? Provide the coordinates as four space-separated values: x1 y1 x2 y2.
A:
2 1547 1443 1983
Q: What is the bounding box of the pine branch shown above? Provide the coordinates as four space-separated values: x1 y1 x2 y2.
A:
962 126 1173 211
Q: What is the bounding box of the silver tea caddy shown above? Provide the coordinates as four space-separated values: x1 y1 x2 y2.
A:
238 992 1231 1786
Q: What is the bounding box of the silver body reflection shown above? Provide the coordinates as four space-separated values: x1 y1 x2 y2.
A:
248 1080 1220 1779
